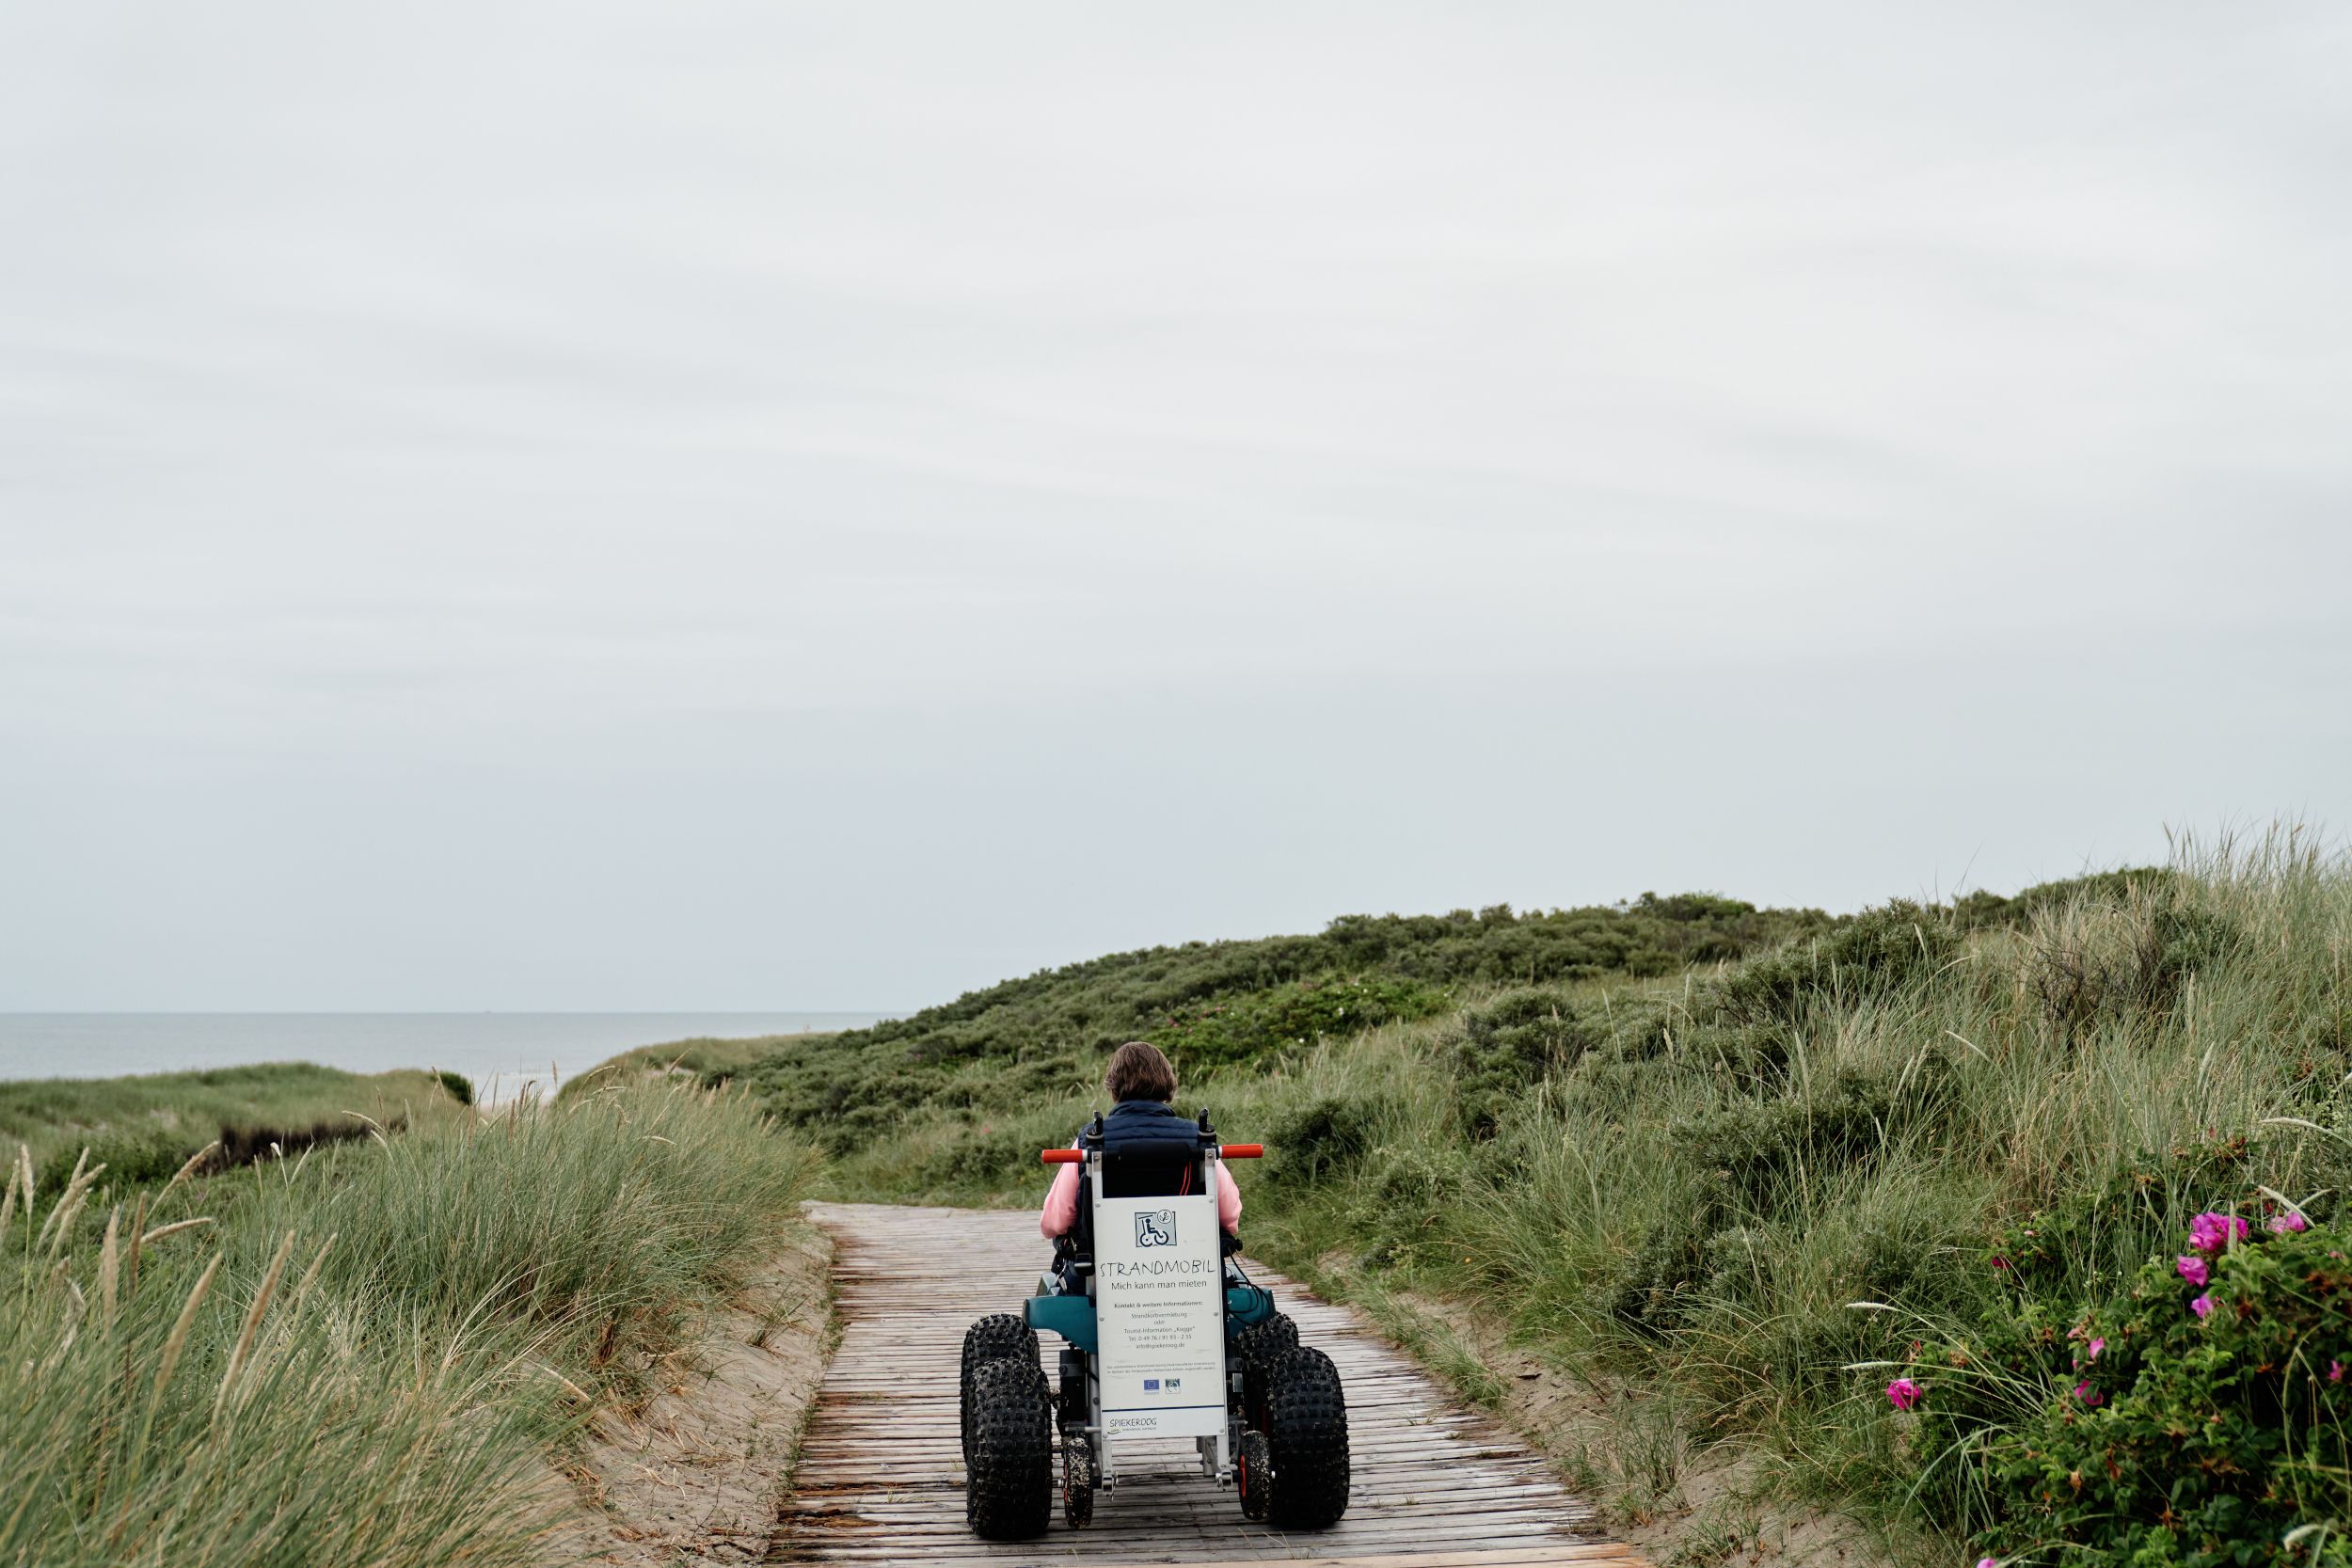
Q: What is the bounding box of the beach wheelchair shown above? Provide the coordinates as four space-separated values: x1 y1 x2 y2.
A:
958 1110 1351 1539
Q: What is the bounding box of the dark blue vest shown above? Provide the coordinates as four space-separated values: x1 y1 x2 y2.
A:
1102 1097 1190 1142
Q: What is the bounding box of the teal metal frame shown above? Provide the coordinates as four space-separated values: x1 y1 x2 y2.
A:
1025 1292 1097 1354
1224 1283 1276 1331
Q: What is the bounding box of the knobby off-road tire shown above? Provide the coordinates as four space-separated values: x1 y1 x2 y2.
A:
961 1313 1037 1383
965 1357 1054 1540
1061 1433 1096 1528
1234 1311 1302 1435
960 1314 1037 1463
1261 1345 1349 1528
1236 1428 1273 1522
1231 1311 1298 1372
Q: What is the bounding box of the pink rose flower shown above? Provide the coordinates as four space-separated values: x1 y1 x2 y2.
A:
2074 1380 2104 1407
1885 1377 1922 1412
2188 1212 2249 1254
2087 1337 2105 1361
2270 1211 2309 1235
2190 1293 2213 1319
2176 1255 2209 1287
2331 1360 2344 1383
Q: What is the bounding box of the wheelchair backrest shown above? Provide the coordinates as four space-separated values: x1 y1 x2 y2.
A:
1101 1135 1205 1198
1073 1142 1197 1255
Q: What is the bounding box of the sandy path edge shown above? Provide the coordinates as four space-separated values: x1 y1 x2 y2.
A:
547 1218 836 1566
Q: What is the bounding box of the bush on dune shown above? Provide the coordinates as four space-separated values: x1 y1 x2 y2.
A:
744 895 1837 1152
1910 1198 2352 1566
1156 974 1453 1069
556 1034 792 1103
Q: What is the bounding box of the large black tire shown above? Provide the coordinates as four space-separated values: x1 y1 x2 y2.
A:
1261 1345 1349 1528
1231 1311 1298 1372
965 1357 1053 1540
961 1315 1037 1462
962 1313 1037 1382
1236 1312 1301 1433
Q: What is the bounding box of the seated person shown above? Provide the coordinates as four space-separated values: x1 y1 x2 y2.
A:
1040 1040 1243 1247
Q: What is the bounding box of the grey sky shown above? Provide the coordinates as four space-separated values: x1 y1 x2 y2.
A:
4 4 2347 1010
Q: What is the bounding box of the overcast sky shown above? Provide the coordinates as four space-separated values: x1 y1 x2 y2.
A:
3 4 2347 1011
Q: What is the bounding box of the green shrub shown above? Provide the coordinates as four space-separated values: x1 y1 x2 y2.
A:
1610 1207 1718 1334
1913 1207 2349 1566
1951 866 2182 930
1156 974 1451 1069
1675 1071 1912 1208
1268 1094 1387 1184
914 1121 1058 1191
433 1069 473 1105
2027 895 2245 1037
1713 900 1959 1026
742 895 1836 1145
1449 988 1597 1136
1991 1137 2265 1304
1355 1144 1474 1267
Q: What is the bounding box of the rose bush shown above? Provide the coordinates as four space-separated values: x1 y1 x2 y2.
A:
1908 1204 2351 1566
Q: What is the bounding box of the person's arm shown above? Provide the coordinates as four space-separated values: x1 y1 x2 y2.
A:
1215 1162 1243 1236
1040 1152 1082 1239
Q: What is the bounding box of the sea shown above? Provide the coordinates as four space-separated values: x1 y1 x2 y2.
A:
0 1013 892 1106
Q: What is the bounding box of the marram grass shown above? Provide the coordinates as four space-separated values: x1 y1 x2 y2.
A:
0 1079 816 1568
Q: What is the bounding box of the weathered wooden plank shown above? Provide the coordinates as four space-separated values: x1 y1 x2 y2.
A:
769 1202 1637 1565
790 1560 1637 1568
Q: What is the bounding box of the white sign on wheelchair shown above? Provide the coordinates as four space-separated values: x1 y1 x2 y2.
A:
1092 1192 1224 1438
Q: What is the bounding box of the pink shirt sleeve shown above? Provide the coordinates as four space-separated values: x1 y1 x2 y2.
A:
1040 1156 1081 1239
1038 1147 1246 1239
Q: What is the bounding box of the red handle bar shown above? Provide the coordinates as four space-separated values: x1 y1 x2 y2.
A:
1040 1145 1264 1163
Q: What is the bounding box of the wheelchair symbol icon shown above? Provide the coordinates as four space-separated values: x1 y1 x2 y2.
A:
1134 1210 1177 1248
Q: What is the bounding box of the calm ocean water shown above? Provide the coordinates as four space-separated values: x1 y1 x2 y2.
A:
0 1013 891 1104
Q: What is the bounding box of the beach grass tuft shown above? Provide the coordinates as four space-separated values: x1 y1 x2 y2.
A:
0 1078 816 1568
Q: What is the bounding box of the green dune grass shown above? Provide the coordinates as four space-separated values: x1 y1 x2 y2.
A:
0 1077 818 1568
0 1061 469 1193
556 1032 819 1102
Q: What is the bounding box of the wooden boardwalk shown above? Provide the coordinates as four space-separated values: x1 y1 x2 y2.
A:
773 1203 1641 1567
